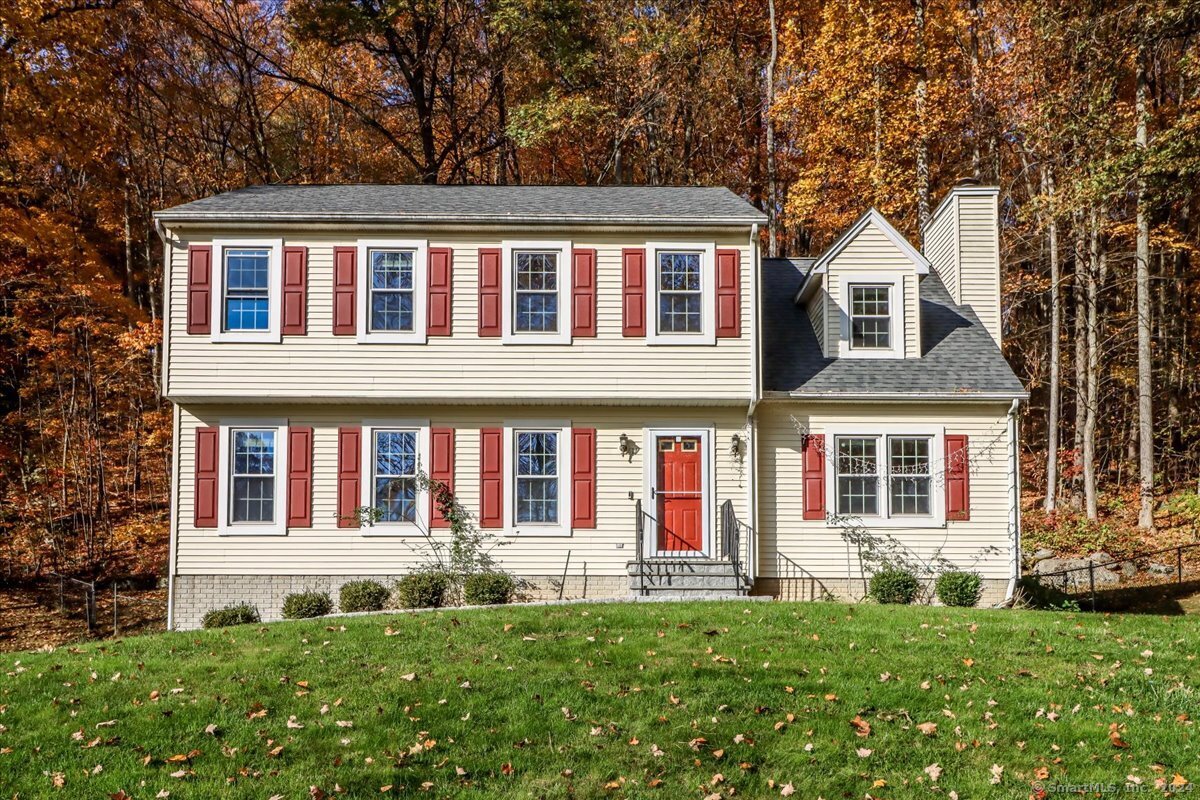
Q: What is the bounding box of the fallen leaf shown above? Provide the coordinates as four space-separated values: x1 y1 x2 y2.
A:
780 783 795 796
990 764 1004 784
850 715 871 737
916 722 938 737
856 748 872 758
924 763 943 782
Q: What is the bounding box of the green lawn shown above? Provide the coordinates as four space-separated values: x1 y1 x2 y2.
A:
2 602 1198 798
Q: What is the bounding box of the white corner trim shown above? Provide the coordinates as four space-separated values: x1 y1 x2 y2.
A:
500 240 573 345
356 239 429 344
359 420 432 535
836 274 905 359
823 423 946 529
644 241 717 346
503 420 573 537
641 425 715 557
217 419 289 536
209 239 284 343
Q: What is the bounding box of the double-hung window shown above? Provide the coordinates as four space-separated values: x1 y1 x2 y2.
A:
832 432 937 523
849 285 891 350
657 252 703 333
361 423 430 531
504 422 572 535
219 421 288 535
646 242 715 345
211 240 282 342
356 240 428 343
501 241 571 343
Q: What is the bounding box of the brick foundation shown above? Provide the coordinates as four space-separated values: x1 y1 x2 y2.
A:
751 576 1011 607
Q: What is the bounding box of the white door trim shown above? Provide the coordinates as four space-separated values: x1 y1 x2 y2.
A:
642 427 714 558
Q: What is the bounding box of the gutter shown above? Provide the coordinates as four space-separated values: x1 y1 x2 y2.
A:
152 212 769 228
1003 397 1022 604
765 390 1031 403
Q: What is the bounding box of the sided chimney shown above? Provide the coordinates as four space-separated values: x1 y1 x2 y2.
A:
922 179 1002 345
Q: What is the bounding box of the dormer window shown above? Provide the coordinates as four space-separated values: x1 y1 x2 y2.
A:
849 285 891 350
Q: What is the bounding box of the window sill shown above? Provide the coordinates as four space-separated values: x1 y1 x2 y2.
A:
825 516 945 530
359 523 426 536
505 526 573 538
355 332 428 345
218 526 287 536
500 333 573 345
210 331 281 344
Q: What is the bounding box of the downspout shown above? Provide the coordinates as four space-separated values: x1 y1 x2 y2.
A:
1003 398 1021 603
747 223 761 584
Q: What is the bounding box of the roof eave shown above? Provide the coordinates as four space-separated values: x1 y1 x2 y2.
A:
152 212 767 227
762 389 1029 403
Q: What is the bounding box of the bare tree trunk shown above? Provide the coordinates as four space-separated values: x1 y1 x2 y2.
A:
913 0 930 234
765 0 779 258
873 64 883 198
968 0 983 180
1044 165 1061 512
1135 43 1155 529
1071 210 1087 510
1083 207 1103 521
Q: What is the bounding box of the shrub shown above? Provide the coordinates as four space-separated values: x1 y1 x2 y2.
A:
869 569 921 605
463 572 516 606
201 603 260 629
935 571 983 607
281 590 333 619
339 580 389 613
396 571 450 609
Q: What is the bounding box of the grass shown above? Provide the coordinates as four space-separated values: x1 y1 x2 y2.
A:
2 602 1198 798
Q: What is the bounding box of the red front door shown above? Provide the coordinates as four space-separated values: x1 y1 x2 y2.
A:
656 436 704 552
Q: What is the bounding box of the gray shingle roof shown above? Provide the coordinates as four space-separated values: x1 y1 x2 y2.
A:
155 184 767 225
762 257 1027 399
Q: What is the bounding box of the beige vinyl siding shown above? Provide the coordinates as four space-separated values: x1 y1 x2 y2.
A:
165 229 753 403
174 403 750 577
922 196 959 302
956 193 1002 345
755 401 1014 582
806 290 825 353
822 219 922 359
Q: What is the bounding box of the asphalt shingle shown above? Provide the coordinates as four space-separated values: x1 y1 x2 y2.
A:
762 257 1026 398
155 184 767 224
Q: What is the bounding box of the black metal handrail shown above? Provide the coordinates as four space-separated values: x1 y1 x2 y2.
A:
1030 541 1200 610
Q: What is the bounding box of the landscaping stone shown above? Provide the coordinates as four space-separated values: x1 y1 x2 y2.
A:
1148 562 1173 575
1031 558 1120 585
1029 548 1055 563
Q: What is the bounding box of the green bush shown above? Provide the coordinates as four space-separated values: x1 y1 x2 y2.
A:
935 571 983 607
281 590 333 619
463 572 516 606
396 571 450 609
339 580 389 613
201 603 260 629
869 569 921 605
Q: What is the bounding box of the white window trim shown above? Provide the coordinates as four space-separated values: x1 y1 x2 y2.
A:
359 420 431 535
210 239 283 343
837 273 904 359
501 240 572 344
217 419 288 536
823 424 944 529
356 239 429 344
503 420 573 537
641 426 715 557
646 242 717 346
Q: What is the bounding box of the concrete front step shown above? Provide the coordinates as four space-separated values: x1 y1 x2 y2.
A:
627 559 751 597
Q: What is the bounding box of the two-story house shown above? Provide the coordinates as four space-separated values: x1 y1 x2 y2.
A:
154 183 1025 629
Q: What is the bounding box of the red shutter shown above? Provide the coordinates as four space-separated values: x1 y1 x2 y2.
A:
186 245 212 335
332 246 357 335
287 426 313 527
715 248 741 338
622 248 646 337
945 435 971 521
194 426 219 528
429 427 455 528
427 247 454 336
478 248 502 337
571 248 597 338
571 427 597 528
801 434 826 521
337 426 361 528
479 428 503 528
282 246 308 335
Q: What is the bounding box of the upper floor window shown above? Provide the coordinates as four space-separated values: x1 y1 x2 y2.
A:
217 419 288 535
850 285 891 350
211 239 282 343
501 240 571 344
356 239 428 344
646 242 715 345
834 433 934 521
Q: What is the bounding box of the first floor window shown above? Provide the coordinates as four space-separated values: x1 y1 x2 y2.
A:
230 429 276 523
514 251 559 332
223 248 271 331
657 251 702 333
373 429 418 522
834 434 933 518
369 249 415 332
515 431 558 523
849 284 891 349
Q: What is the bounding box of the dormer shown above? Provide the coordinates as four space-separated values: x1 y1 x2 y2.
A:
794 208 929 359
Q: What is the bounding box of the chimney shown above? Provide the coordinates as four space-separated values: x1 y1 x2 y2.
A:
922 182 1002 345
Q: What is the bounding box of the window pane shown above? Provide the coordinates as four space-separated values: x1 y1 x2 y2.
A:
230 429 275 524
225 298 270 332
371 291 414 332
889 437 931 515
517 477 559 523
375 431 416 477
371 250 414 289
225 250 269 291
659 294 702 333
373 431 417 522
375 477 416 522
232 476 274 522
517 432 557 476
851 286 889 316
516 431 558 524
837 477 878 515
851 317 890 348
836 437 877 476
890 477 931 515
835 437 878 516
516 253 557 290
515 293 558 333
233 430 275 475
658 252 700 291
